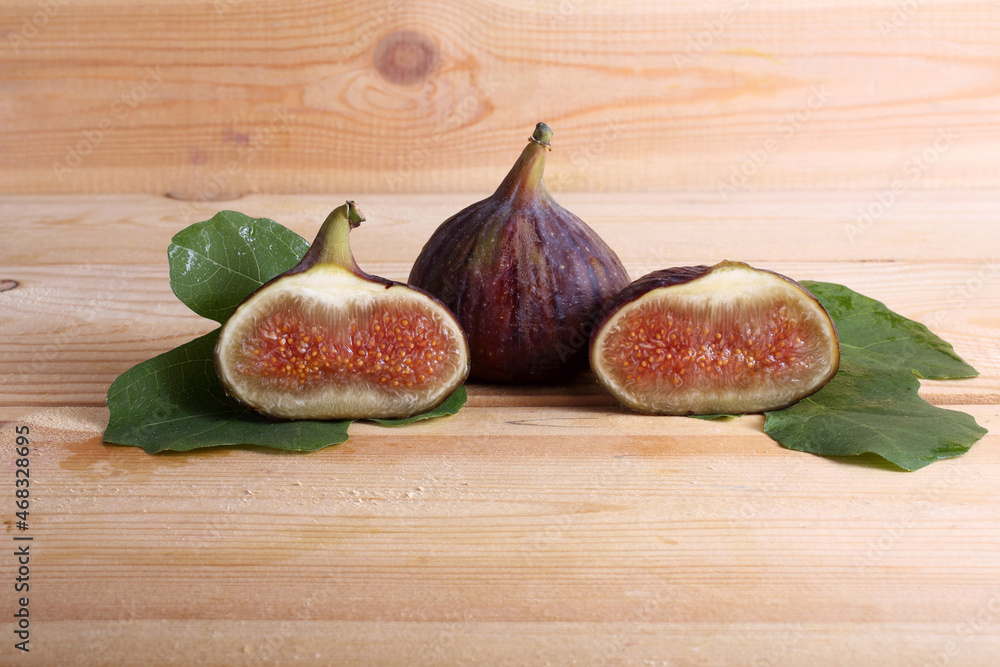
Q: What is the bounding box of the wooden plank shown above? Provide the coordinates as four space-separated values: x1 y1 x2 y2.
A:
5 190 1000 266
2 1 1000 194
2 193 998 406
16 621 1000 666
1 403 998 664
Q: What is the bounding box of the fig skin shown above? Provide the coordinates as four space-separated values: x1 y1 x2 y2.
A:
589 261 841 415
408 122 631 383
215 201 470 421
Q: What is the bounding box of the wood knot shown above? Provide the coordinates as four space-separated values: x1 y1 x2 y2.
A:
0 280 18 292
373 30 438 86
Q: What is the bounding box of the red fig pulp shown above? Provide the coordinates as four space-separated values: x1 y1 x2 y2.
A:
590 261 840 415
408 123 630 383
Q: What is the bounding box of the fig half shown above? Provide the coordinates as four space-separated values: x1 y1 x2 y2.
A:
408 122 630 383
215 202 470 420
590 261 840 415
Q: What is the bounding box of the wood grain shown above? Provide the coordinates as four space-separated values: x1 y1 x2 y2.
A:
1 401 999 665
3 1 1000 194
1 193 999 666
16 620 1000 666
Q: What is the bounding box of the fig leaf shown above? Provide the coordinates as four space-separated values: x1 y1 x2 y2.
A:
104 329 467 453
105 211 467 453
105 329 350 453
168 211 310 324
371 385 468 426
763 281 987 471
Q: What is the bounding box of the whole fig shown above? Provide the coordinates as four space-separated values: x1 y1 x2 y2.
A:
215 201 470 420
408 122 630 383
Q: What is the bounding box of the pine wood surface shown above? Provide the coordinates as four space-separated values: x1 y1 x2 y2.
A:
1 192 999 665
3 0 1000 194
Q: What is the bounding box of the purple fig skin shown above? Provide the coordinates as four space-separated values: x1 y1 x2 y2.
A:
589 260 841 415
590 264 713 341
408 123 631 383
590 262 837 340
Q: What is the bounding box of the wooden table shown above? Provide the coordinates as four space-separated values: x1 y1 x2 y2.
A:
2 191 999 665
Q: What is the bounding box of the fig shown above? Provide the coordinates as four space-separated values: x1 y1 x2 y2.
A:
215 202 470 420
589 261 840 415
408 122 630 383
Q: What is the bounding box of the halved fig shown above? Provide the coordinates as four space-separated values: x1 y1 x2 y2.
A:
589 261 840 415
215 201 470 420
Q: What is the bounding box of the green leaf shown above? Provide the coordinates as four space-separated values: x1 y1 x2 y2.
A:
168 211 309 323
104 329 468 454
372 386 468 426
104 330 351 453
763 281 987 471
802 280 978 380
690 413 743 421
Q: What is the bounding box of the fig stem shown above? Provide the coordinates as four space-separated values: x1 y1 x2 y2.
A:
495 123 553 200
302 201 366 274
529 122 553 150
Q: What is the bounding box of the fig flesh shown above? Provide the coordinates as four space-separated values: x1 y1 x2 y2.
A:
590 261 840 415
408 122 630 383
215 202 470 420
